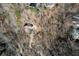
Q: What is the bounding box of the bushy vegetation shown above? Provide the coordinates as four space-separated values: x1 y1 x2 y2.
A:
1 3 79 56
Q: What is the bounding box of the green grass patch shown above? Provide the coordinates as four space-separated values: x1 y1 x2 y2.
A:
15 9 21 19
30 7 39 13
26 6 47 14
27 6 39 14
15 8 21 26
15 8 21 27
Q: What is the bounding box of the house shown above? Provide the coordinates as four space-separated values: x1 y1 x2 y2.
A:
70 14 79 40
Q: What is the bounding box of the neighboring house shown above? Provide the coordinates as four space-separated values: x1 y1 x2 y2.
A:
24 22 39 34
24 23 34 34
70 14 79 40
71 23 79 40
